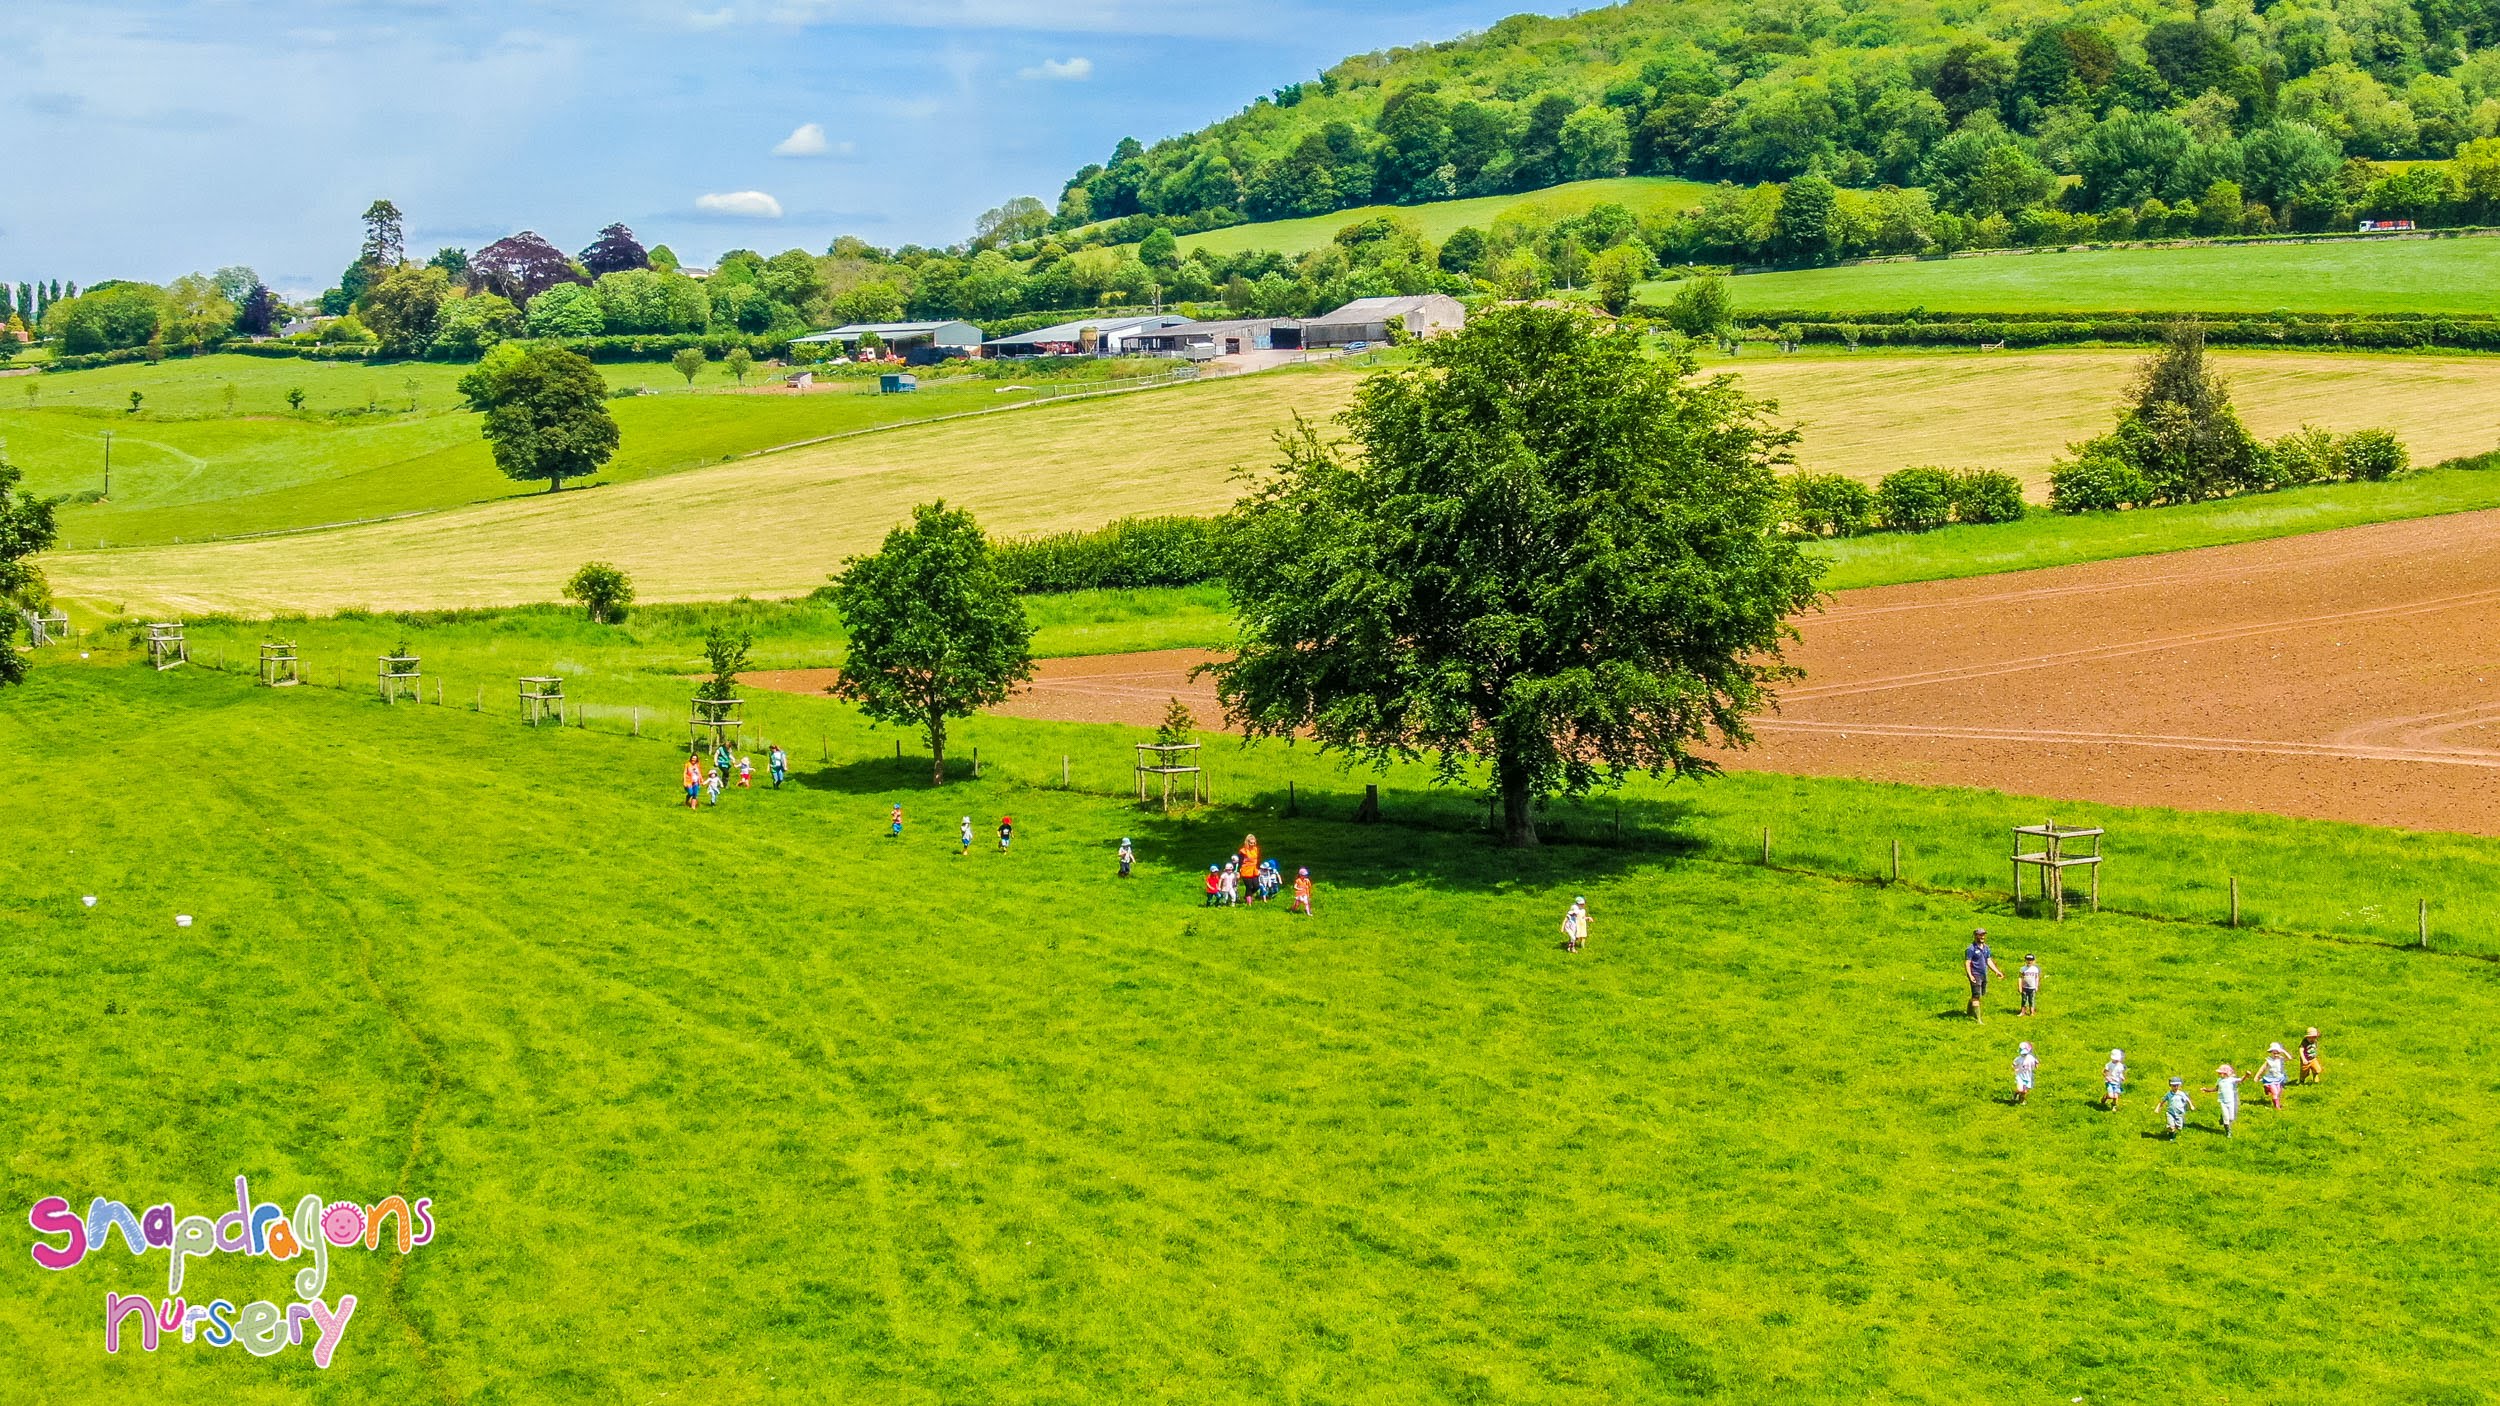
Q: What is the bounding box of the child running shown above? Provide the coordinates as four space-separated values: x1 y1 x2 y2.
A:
889 804 904 839
2206 1064 2243 1138
704 768 724 807
737 755 754 789
958 816 973 857
2256 1042 2291 1110
2299 1027 2324 1084
1118 838 1135 879
2011 1041 2038 1105
683 756 702 811
768 744 788 789
2019 954 2042 1016
1292 867 1313 916
998 815 1014 852
2102 1049 2127 1110
2161 1077 2193 1139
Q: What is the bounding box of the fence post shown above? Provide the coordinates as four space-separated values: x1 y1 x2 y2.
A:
1062 754 1069 787
1761 828 1771 865
1287 780 1298 817
973 745 980 778
2230 877 2240 928
632 707 640 738
2420 898 2429 949
1891 839 1901 883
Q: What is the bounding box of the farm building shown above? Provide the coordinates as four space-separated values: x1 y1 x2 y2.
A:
1130 318 1304 358
791 320 985 365
1303 294 1466 348
986 314 1195 358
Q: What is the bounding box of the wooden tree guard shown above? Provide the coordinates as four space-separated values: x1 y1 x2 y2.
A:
690 696 744 752
521 676 566 726
377 654 422 703
24 608 67 647
2013 820 2103 920
1135 741 1204 811
258 641 300 687
144 622 188 671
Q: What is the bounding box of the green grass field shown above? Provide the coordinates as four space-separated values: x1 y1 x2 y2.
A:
1174 177 1714 259
7 355 1142 550
8 649 2500 1401
1671 234 2500 315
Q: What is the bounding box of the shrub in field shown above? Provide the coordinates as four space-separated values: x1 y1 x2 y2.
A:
2339 428 2410 482
1875 466 1955 532
990 516 1223 593
1785 473 1875 538
563 561 635 624
2091 325 2266 504
1948 470 2027 524
2048 452 2152 513
2265 424 2340 487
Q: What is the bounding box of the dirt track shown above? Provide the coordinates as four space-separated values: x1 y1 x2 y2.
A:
749 510 2500 834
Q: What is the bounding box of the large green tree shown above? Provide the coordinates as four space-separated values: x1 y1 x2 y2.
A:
827 502 1035 783
459 344 620 492
1209 305 1823 847
0 457 61 687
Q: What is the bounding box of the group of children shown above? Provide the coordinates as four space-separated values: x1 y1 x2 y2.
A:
2011 1027 2326 1139
680 743 789 809
1200 833 1314 914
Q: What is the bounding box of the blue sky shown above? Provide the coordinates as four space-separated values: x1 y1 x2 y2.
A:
0 0 1533 295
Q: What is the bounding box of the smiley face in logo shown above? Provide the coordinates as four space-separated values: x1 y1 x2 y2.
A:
320 1201 367 1247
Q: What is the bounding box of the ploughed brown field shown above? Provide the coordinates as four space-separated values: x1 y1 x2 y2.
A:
747 510 2500 834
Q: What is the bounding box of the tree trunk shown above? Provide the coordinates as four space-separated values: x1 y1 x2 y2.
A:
928 710 947 784
546 475 563 493
1498 749 1539 848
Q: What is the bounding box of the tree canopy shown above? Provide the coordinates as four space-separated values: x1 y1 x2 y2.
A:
827 502 1036 783
0 456 60 688
460 344 620 492
1210 305 1824 846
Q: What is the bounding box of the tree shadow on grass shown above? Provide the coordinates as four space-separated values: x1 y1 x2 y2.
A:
791 756 1003 797
1111 793 1712 899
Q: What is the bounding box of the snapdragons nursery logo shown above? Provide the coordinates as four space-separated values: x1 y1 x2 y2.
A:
27 1176 436 1366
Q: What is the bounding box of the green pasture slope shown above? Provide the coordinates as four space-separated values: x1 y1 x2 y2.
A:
1175 176 1714 259
1689 234 2500 315
6 651 2500 1400
3 355 1085 549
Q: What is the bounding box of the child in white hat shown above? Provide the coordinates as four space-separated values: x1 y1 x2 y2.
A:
2256 1042 2290 1110
2161 1077 2193 1138
2205 1064 2243 1137
2101 1049 2127 1110
2011 1042 2038 1104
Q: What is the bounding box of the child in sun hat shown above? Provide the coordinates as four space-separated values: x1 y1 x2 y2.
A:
1204 865 1224 907
2256 1042 2291 1110
2011 1042 2038 1104
1118 838 1135 879
2161 1078 2193 1138
704 767 724 806
1560 897 1588 953
737 754 754 789
2299 1027 2324 1084
2102 1050 2127 1110
2205 1064 2244 1137
1259 857 1282 903
958 816 973 856
889 803 904 838
998 815 1014 852
1292 867 1313 916
1219 859 1240 906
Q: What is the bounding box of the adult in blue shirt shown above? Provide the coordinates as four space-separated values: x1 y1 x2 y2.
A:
1964 928 2005 1023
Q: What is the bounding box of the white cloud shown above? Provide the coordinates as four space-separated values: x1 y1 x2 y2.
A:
695 190 784 218
685 7 737 29
1019 56 1093 81
772 121 828 156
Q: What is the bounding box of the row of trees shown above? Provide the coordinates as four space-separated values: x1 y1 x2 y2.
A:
30 268 281 357
1040 0 2500 237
